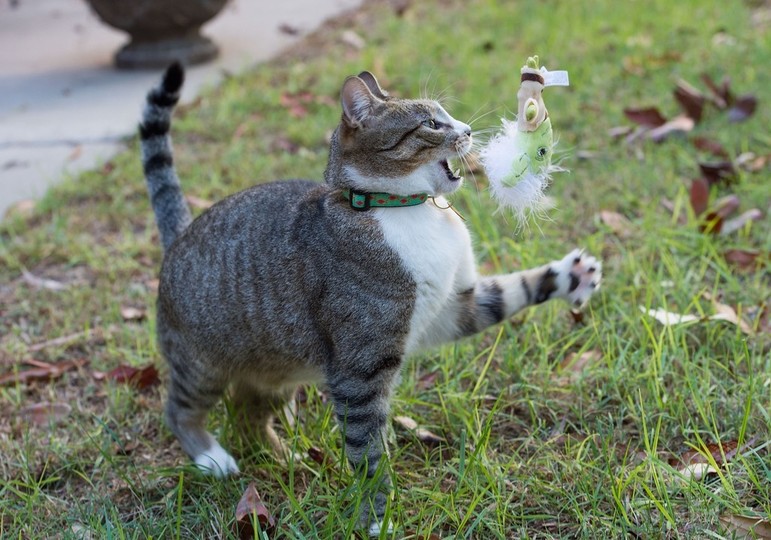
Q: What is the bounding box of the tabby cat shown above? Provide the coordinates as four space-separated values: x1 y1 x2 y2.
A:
139 63 601 535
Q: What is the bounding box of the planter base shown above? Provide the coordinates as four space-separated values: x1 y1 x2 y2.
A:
115 34 219 70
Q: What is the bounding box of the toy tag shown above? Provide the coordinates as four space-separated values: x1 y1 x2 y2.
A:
540 67 569 87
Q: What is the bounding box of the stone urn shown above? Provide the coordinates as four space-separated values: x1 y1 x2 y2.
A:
86 0 229 69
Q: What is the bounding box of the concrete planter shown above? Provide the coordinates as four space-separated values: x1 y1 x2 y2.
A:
86 0 229 69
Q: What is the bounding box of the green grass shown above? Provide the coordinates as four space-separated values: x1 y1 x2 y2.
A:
1 0 770 537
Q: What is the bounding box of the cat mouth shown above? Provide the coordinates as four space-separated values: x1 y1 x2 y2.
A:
439 159 461 181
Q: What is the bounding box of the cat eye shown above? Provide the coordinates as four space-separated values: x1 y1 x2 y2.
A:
535 146 548 160
422 118 438 129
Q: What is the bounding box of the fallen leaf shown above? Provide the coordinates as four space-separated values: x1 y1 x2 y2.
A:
689 178 710 216
21 269 68 291
724 249 761 271
623 107 667 128
647 115 695 143
701 194 741 234
719 513 771 539
720 209 763 236
103 363 160 389
640 307 700 326
560 350 602 374
692 136 729 158
700 73 733 109
568 309 585 324
608 125 633 138
0 358 87 387
19 402 72 425
736 152 768 173
120 306 146 322
705 292 754 335
728 94 758 122
678 462 718 482
699 160 738 185
416 370 440 391
234 482 276 539
680 439 740 466
415 428 444 444
599 210 634 238
185 195 214 209
673 80 706 122
394 415 419 431
307 446 328 466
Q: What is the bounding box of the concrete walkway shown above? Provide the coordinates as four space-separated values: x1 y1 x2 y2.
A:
0 0 361 217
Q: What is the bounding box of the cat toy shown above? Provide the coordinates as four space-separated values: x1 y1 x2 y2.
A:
480 55 569 223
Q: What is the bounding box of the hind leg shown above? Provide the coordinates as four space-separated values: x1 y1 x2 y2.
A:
229 380 297 461
161 331 238 477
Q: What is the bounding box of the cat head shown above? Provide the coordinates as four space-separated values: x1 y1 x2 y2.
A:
324 71 472 197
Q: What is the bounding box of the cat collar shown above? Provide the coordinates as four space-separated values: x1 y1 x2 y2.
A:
341 189 429 211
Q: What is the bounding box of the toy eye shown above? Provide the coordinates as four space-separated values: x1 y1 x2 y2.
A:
422 118 437 129
535 146 548 160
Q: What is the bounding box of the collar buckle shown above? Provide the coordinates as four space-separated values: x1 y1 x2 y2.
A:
348 189 371 211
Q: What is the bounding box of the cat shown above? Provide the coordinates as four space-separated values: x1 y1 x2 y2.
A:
139 62 601 535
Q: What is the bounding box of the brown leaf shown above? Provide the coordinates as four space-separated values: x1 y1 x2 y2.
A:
21 269 68 291
690 179 710 216
673 80 706 122
728 94 758 123
719 513 771 538
724 249 761 271
623 107 667 128
235 482 276 539
681 440 740 466
647 115 695 143
120 306 146 322
599 210 634 238
699 161 738 186
0 358 87 387
416 370 440 391
104 363 160 389
415 428 444 444
307 446 328 466
560 350 602 375
692 136 729 158
705 293 754 335
20 402 72 425
394 415 419 431
185 195 214 209
736 152 768 173
720 209 763 236
700 73 733 109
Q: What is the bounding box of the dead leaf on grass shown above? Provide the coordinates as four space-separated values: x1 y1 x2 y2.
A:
647 115 694 143
394 415 444 444
673 80 706 122
700 73 733 109
21 269 68 291
0 358 88 387
394 415 419 431
689 178 710 216
728 94 758 122
416 370 440 391
234 482 276 539
95 363 160 389
699 161 738 186
120 306 146 322
719 513 771 539
736 152 768 173
720 209 763 236
692 136 729 158
20 402 72 425
558 350 602 384
704 292 754 335
599 210 634 238
307 446 328 466
640 307 700 326
623 107 667 128
724 249 761 271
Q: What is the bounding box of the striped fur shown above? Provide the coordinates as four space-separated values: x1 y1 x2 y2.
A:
140 65 601 534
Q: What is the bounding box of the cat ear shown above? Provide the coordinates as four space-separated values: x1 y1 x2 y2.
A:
341 76 380 128
357 71 389 100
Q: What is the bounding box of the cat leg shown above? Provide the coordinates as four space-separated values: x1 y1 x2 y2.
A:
426 248 602 345
230 381 297 462
326 356 401 536
161 332 238 477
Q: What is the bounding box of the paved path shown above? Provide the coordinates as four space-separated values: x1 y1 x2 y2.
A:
0 0 361 217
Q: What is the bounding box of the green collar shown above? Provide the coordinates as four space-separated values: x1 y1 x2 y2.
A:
341 189 429 211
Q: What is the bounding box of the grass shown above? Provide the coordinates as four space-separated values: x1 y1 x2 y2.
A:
1 0 770 537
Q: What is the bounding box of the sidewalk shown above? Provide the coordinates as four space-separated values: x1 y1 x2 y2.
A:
0 0 361 217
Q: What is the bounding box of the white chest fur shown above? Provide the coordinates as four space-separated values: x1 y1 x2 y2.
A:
374 198 477 354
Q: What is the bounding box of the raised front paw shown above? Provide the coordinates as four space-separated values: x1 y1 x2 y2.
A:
555 248 602 308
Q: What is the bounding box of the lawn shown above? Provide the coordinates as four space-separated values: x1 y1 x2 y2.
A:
1 0 769 538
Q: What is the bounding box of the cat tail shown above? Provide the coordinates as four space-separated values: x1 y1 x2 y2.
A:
139 62 192 252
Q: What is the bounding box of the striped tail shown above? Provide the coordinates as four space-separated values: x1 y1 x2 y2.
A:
139 62 192 252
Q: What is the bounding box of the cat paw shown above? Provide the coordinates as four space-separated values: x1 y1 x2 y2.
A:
555 249 602 308
194 443 240 477
368 519 394 537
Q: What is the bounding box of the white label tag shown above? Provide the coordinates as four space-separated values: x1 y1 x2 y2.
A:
540 67 569 87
